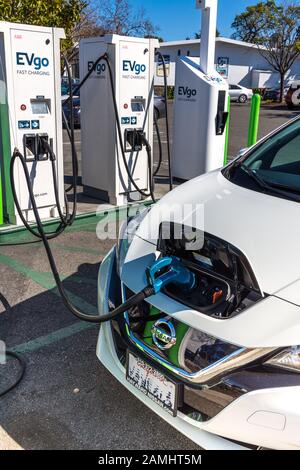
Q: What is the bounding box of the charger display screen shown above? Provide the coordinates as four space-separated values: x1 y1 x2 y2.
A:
31 101 49 115
131 102 144 112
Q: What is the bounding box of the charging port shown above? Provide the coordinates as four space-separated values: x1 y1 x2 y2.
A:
164 266 229 314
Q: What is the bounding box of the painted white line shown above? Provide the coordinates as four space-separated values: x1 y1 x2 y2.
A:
63 141 82 145
12 322 95 355
0 427 23 450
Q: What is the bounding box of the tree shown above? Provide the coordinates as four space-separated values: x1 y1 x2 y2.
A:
65 5 106 69
232 1 300 102
186 29 220 40
70 6 105 48
94 0 159 37
0 0 87 53
232 1 274 43
193 29 221 39
144 35 164 42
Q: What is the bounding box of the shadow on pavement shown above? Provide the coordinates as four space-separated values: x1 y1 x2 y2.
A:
0 260 199 450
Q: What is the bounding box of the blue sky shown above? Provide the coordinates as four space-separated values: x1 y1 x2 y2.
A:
130 0 254 41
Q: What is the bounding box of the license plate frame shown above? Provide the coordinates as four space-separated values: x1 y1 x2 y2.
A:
126 351 180 417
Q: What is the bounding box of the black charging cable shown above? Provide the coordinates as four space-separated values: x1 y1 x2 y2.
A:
10 149 156 324
153 111 163 177
1 49 164 248
62 55 79 195
63 51 158 203
0 57 78 245
0 51 155 396
154 52 173 191
0 141 69 245
8 141 71 242
61 51 155 208
4 51 159 323
0 59 78 247
63 110 79 194
103 56 156 203
0 350 26 398
140 133 156 203
63 53 108 108
0 293 26 397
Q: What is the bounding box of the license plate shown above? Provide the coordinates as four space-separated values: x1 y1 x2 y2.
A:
126 352 178 417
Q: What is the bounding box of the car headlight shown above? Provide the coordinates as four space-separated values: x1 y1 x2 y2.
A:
265 347 300 372
116 206 151 276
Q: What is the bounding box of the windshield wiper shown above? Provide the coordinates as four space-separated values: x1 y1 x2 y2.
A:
240 164 270 191
240 164 300 202
265 180 300 195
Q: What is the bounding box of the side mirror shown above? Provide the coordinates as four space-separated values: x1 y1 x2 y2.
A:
237 147 249 157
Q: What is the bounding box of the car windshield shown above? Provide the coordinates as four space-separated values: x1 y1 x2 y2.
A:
224 118 300 202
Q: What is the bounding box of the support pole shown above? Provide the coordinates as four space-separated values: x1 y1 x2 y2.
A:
248 94 261 147
0 92 5 225
223 95 231 165
0 161 3 225
196 0 218 75
0 82 14 225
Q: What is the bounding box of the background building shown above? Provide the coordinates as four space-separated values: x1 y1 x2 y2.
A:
155 37 300 89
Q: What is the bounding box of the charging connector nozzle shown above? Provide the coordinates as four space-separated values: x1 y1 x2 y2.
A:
146 256 196 295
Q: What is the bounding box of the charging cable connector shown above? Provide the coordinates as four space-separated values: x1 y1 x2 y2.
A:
147 256 196 295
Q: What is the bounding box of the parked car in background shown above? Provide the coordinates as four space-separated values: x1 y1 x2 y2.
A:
61 77 80 87
286 81 300 109
264 87 289 102
61 94 165 129
229 84 253 103
154 95 166 120
61 80 81 127
61 83 80 100
62 96 81 128
61 83 165 128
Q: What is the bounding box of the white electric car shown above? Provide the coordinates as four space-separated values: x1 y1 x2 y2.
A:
97 115 300 450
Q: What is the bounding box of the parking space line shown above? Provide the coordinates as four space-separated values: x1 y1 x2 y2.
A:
42 272 97 287
0 427 23 450
54 243 103 256
11 321 95 355
63 141 82 145
0 253 98 314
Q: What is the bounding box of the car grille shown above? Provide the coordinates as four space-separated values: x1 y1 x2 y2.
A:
124 287 241 376
110 315 243 422
107 286 247 422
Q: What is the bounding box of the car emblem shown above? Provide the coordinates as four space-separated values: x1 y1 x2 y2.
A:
151 318 177 350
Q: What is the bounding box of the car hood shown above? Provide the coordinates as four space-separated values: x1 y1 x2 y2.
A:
135 170 300 297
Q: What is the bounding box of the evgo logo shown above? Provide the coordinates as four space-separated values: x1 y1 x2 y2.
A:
16 52 49 70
